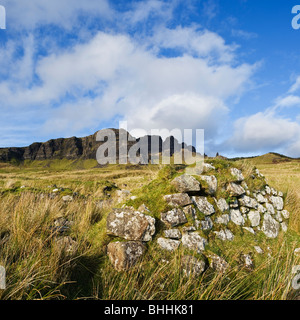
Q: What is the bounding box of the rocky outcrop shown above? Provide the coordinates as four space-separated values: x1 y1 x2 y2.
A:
0 129 196 162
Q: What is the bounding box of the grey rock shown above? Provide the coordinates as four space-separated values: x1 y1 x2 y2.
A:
265 203 275 215
257 204 267 214
203 163 216 172
215 198 229 212
54 236 77 254
107 241 146 271
262 213 280 238
265 186 271 194
201 217 213 231
214 214 230 225
248 210 260 227
171 175 201 193
275 211 283 223
230 168 244 182
208 254 229 274
163 229 182 240
270 196 284 211
294 248 300 256
256 193 267 203
163 193 192 207
227 182 246 197
182 232 207 252
230 209 245 226
254 246 264 254
107 208 155 241
240 206 250 214
182 226 197 233
183 205 197 220
157 237 181 251
199 175 218 195
281 222 288 233
243 227 255 234
281 210 290 219
214 229 234 241
240 254 254 270
181 255 206 277
238 195 258 209
161 208 188 227
192 196 215 216
62 195 73 202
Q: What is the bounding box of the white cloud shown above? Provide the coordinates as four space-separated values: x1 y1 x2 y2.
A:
274 95 300 108
289 76 300 93
0 27 254 144
2 0 112 29
226 111 300 155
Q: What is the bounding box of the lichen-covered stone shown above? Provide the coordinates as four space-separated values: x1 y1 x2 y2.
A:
230 168 244 182
198 175 218 195
161 208 188 227
215 198 229 212
200 217 213 231
214 229 234 241
163 229 182 239
181 255 206 277
107 241 146 271
265 203 275 215
248 210 260 227
270 196 284 211
227 182 246 197
182 232 207 253
171 175 201 193
262 213 280 238
238 195 258 209
208 253 229 273
106 208 155 241
230 209 245 226
214 214 230 225
192 196 215 216
281 210 290 219
157 237 181 251
163 193 192 207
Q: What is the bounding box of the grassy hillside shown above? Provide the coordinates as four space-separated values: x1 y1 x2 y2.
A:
0 158 299 300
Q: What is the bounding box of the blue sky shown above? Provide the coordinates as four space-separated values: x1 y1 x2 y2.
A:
1 0 300 157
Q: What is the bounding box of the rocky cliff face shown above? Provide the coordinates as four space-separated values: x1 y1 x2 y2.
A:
0 129 195 162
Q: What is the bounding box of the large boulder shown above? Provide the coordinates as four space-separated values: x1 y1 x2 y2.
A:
171 175 201 193
163 193 192 207
192 196 215 216
107 241 146 271
262 213 280 238
161 208 188 227
106 208 155 241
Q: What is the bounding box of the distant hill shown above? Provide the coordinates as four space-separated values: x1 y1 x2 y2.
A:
0 129 195 163
231 152 295 164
